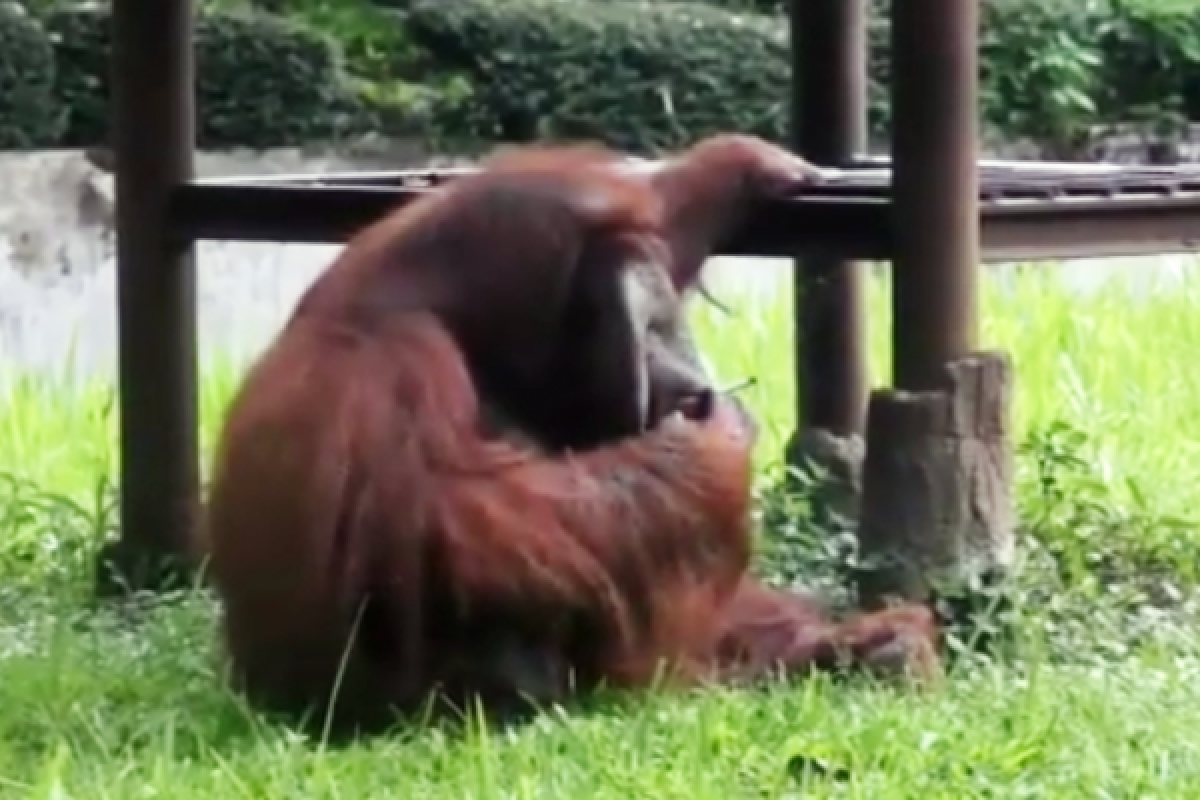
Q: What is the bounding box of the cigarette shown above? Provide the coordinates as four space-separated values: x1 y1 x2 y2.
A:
720 377 757 395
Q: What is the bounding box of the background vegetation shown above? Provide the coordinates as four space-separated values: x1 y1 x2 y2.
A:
4 0 1200 153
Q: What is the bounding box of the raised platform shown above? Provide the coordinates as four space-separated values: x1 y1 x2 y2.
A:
168 159 1200 263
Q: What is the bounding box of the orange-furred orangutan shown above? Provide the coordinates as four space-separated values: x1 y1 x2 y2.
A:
198 134 940 736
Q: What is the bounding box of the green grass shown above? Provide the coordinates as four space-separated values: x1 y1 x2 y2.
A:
4 262 1200 796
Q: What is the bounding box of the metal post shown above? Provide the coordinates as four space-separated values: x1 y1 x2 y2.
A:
100 0 198 594
856 0 1012 616
890 0 980 388
791 0 869 435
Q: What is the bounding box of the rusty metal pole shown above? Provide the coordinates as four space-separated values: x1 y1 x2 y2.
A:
791 0 869 435
99 0 198 594
890 0 980 387
781 0 870 531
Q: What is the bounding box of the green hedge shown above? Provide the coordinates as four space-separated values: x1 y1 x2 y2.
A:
3 0 1200 153
407 0 1200 155
0 2 63 149
41 2 375 148
589 0 782 8
405 0 791 152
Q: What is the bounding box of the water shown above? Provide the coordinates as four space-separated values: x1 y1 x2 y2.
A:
1 149 1199 384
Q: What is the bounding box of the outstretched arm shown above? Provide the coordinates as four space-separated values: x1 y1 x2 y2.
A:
714 582 942 686
644 134 826 287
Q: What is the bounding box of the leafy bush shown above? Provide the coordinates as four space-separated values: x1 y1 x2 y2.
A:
10 0 1200 153
977 0 1105 155
42 2 374 148
233 0 422 85
405 0 791 154
873 0 1200 148
1095 0 1200 138
406 0 1200 157
0 2 63 149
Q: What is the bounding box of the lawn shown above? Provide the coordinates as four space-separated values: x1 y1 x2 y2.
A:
3 261 1200 797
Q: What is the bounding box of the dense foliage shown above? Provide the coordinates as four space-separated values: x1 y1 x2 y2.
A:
0 3 62 149
42 3 374 148
408 0 1200 153
3 0 1200 152
405 0 791 152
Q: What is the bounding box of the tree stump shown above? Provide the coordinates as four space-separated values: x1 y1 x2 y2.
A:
856 351 1015 625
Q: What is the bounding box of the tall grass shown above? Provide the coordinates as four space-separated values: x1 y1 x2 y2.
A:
2 263 1200 796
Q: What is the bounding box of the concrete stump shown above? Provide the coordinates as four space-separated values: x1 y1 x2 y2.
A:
856 351 1016 624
